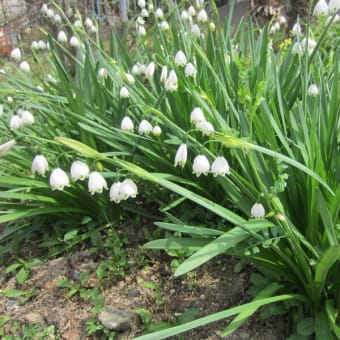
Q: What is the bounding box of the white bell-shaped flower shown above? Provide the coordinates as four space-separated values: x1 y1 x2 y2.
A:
84 17 93 28
73 19 82 27
131 64 141 75
174 144 188 167
164 70 178 91
160 21 170 31
53 14 62 24
279 16 287 25
292 42 303 56
211 157 230 176
57 31 68 43
31 155 49 176
155 8 164 19
38 40 46 49
50 168 70 190
10 48 21 62
196 120 214 136
138 25 146 36
190 107 205 124
70 36 80 48
174 50 187 67
313 0 329 16
98 67 108 79
192 155 210 177
188 6 196 16
152 125 162 136
138 120 153 135
125 73 135 84
120 86 129 98
197 9 208 23
19 61 30 72
46 8 54 18
181 10 190 21
209 22 216 32
9 115 23 129
88 171 108 194
329 0 340 12
21 110 35 125
308 84 319 96
138 0 146 8
0 140 16 157
145 61 155 79
120 179 138 199
185 63 197 77
70 161 90 181
41 4 48 14
31 41 39 49
160 65 168 84
191 24 201 37
121 116 134 132
0 104 3 117
292 22 302 36
251 203 266 218
109 182 123 203
141 9 149 17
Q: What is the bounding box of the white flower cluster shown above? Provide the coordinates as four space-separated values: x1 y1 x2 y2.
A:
190 107 214 136
120 116 162 137
41 4 62 25
30 156 138 203
313 0 340 16
174 143 230 177
8 108 35 130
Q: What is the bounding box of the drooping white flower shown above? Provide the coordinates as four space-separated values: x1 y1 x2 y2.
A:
327 13 340 24
21 110 35 124
50 168 70 191
181 10 190 21
196 120 215 136
308 84 319 96
109 182 123 203
209 22 216 32
175 50 187 67
145 61 155 79
160 21 170 31
160 65 168 84
46 8 54 18
31 41 39 49
9 115 23 129
84 17 93 28
174 144 187 167
70 160 90 181
31 155 49 176
329 0 340 12
192 155 210 177
73 19 82 27
270 22 280 34
190 107 205 124
185 62 197 77
138 25 146 36
57 31 68 43
19 61 30 72
120 86 129 98
301 37 316 55
152 125 162 136
70 36 80 48
98 67 108 79
7 96 13 103
155 8 164 19
41 4 48 14
197 9 208 23
0 140 16 157
88 171 108 194
88 24 97 33
313 0 329 16
120 179 138 199
141 9 149 17
138 0 146 8
131 64 141 75
251 203 266 218
125 73 135 84
10 48 21 62
0 104 3 117
292 42 303 56
38 40 46 49
136 16 145 25
292 22 302 36
188 6 196 17
164 69 178 92
138 120 153 135
279 15 287 25
53 14 62 25
191 24 201 37
148 3 154 12
121 116 134 132
211 157 230 176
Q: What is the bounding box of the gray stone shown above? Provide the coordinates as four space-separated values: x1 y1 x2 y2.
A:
98 306 140 331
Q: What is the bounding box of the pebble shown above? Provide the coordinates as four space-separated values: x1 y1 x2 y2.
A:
239 331 250 339
169 289 176 295
127 289 140 297
98 306 140 331
6 300 17 310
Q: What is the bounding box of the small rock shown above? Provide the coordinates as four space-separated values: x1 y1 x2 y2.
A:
98 306 140 331
6 300 17 310
69 268 82 281
169 289 176 295
23 312 45 324
239 331 250 339
127 289 140 297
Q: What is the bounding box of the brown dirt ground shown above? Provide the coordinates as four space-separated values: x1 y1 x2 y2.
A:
0 246 288 339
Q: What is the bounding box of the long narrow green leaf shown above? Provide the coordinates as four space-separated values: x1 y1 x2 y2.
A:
154 222 224 236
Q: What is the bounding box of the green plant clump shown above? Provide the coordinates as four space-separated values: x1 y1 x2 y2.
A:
0 0 339 338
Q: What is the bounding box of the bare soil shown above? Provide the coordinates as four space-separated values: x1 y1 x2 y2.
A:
0 246 288 339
